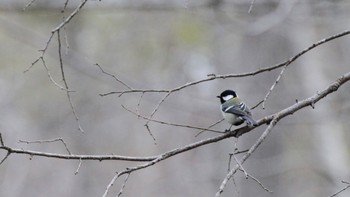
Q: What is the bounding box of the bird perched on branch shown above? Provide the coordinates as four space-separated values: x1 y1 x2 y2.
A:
217 90 258 131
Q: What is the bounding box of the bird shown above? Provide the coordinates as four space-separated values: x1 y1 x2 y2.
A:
217 90 258 131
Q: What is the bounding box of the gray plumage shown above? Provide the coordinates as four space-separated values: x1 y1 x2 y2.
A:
218 90 258 127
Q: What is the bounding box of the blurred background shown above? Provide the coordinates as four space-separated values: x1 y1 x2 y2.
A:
0 0 350 196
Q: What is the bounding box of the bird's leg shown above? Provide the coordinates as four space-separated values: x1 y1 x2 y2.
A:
225 124 233 132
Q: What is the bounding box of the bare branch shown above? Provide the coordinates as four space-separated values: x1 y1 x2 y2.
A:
0 72 348 165
0 71 348 197
24 32 55 73
233 155 248 178
99 31 350 135
146 91 171 122
122 105 223 134
0 145 156 162
216 118 279 197
117 173 130 197
25 0 88 73
57 30 84 133
144 124 157 144
136 92 144 116
248 0 256 13
95 63 133 91
74 159 82 175
195 118 225 137
216 71 350 196
99 89 168 96
0 132 4 146
101 30 350 98
329 180 350 197
235 71 350 137
23 0 37 10
52 0 88 32
238 169 273 193
18 138 72 155
41 57 70 91
262 64 288 109
0 151 10 165
342 180 350 184
103 172 123 197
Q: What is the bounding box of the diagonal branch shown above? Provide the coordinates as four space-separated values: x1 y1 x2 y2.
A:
329 180 350 197
52 0 88 32
216 118 279 196
122 105 223 134
100 30 350 97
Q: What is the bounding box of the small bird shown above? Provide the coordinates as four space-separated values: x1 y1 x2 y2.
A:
217 90 258 130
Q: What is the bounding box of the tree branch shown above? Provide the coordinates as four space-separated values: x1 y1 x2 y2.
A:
1 72 349 196
1 72 349 164
215 71 350 196
100 30 350 98
329 180 350 197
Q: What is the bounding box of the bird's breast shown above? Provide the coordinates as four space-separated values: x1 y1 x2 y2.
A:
221 111 243 125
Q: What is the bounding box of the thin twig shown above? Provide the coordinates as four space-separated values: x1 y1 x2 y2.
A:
0 151 10 165
103 172 122 197
262 65 288 109
228 153 233 172
41 57 70 91
57 30 84 133
144 124 157 144
238 169 273 193
18 138 72 155
329 180 350 197
24 32 55 73
122 105 222 134
136 92 145 117
60 0 70 54
233 155 248 178
227 153 240 196
145 91 172 127
195 118 225 137
248 0 256 13
23 0 37 10
75 159 82 175
52 0 88 32
100 89 168 96
251 100 264 110
0 132 4 146
95 63 133 91
342 180 350 184
117 173 130 197
0 145 156 161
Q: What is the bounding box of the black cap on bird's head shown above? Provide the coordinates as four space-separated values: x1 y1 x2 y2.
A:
217 90 237 104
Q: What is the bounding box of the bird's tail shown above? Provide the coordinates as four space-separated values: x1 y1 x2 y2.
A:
242 115 258 126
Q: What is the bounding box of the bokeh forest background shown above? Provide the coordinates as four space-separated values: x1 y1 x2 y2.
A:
1 0 350 196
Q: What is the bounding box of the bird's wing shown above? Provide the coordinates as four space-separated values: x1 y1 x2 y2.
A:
222 105 250 117
222 105 257 126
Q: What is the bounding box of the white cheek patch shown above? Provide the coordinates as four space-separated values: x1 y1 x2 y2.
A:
222 95 234 101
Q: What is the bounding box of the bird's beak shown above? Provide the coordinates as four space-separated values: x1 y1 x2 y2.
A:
216 95 220 98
